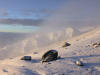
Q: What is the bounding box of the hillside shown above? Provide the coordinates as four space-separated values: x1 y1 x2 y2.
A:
0 28 100 75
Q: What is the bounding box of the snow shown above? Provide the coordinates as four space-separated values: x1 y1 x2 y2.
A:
0 28 100 75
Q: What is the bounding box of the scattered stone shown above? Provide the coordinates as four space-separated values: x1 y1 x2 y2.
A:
76 60 84 66
80 58 84 61
9 58 13 59
3 69 8 72
57 56 61 59
21 66 25 67
76 39 79 41
86 44 91 47
33 52 38 54
21 56 32 61
92 42 100 48
48 62 52 64
42 50 58 63
94 66 100 71
87 68 91 71
62 42 71 47
54 73 65 75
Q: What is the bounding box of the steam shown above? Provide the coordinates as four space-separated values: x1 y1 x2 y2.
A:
0 0 100 59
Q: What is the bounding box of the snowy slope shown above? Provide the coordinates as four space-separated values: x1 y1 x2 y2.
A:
0 28 100 75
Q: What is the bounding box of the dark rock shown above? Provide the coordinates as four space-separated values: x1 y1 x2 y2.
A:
57 56 61 59
21 56 32 61
3 69 8 72
33 52 38 54
42 50 58 63
92 42 100 48
62 42 71 47
76 61 84 66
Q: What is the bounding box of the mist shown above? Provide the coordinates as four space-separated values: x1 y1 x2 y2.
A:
30 0 100 47
0 0 100 60
41 0 100 31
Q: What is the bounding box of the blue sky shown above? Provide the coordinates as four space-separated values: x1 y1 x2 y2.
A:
0 0 100 33
0 0 66 19
0 0 67 33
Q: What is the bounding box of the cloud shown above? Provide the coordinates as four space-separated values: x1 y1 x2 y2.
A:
0 8 8 16
41 0 100 29
21 8 36 16
39 8 54 14
21 8 53 17
0 19 43 26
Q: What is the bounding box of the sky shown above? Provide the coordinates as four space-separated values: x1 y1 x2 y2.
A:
0 0 67 32
0 0 100 33
0 0 66 25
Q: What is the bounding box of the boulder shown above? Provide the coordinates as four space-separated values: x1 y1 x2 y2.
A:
42 50 58 63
